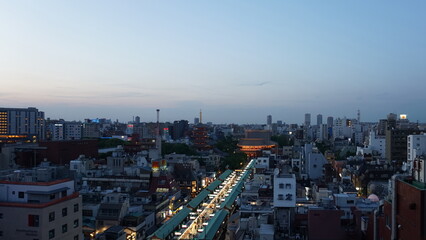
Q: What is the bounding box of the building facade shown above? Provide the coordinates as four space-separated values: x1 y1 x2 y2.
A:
0 179 82 240
0 107 45 143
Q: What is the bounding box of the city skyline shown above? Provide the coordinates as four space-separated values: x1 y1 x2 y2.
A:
1 1 426 123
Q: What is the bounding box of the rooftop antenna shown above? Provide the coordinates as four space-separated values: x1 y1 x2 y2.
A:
156 109 161 153
357 109 361 122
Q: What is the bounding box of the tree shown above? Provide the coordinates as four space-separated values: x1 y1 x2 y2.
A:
162 142 199 156
221 152 247 170
215 136 238 153
271 135 293 147
98 138 126 149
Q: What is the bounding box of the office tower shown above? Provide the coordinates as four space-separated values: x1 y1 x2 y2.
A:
317 114 323 126
135 116 141 124
172 120 189 140
0 107 45 142
194 117 200 125
304 113 311 126
267 115 272 125
327 116 333 129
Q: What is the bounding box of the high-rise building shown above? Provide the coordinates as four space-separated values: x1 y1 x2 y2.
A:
326 117 334 140
0 107 45 143
82 122 100 139
386 127 420 166
305 113 311 127
135 116 141 124
194 117 200 125
327 116 333 128
64 122 82 140
171 120 189 140
0 178 82 240
267 115 272 125
317 114 323 126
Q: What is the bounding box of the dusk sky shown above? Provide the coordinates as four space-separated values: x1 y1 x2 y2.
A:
1 1 425 124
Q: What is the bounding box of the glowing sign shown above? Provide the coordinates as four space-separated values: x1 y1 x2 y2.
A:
400 114 407 120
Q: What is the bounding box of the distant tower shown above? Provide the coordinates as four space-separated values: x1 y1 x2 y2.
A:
135 116 141 124
317 114 323 126
327 116 334 128
194 117 200 125
267 115 272 125
156 109 161 155
304 113 311 126
200 109 203 124
357 110 360 123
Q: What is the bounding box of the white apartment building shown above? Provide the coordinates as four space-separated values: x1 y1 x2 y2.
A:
358 131 386 158
273 170 296 208
65 122 82 140
408 133 426 162
0 179 82 240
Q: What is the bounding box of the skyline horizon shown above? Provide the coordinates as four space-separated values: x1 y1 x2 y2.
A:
2 1 426 124
3 105 421 125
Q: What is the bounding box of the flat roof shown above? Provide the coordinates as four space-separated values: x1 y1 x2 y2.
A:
0 178 72 186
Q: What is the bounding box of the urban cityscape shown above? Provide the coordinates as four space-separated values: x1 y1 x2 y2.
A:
2 1 426 240
0 107 426 240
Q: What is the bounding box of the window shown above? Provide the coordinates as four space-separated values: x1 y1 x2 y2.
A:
286 194 293 201
279 183 284 189
62 224 67 233
28 215 40 227
73 219 79 228
74 235 79 240
18 192 24 198
74 204 79 212
49 212 55 222
0 231 3 236
347 200 355 204
285 184 292 189
278 194 284 200
0 213 3 219
62 208 67 217
49 194 55 200
61 190 67 197
49 229 55 239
